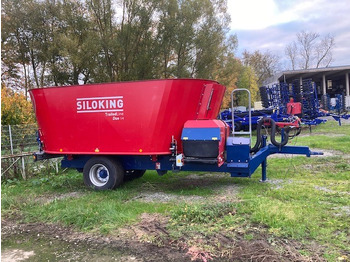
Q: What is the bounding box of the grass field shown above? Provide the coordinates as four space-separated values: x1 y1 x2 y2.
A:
2 120 349 261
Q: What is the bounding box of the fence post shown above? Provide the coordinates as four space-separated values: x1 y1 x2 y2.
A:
9 125 14 155
21 156 26 180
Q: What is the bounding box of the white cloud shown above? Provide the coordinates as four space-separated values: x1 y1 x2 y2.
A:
229 0 350 67
229 0 281 30
228 0 342 30
228 0 318 30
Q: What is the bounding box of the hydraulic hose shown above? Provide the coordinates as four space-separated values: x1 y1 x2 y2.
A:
250 119 263 153
250 117 290 153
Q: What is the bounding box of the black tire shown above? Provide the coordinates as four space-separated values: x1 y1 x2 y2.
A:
259 86 270 108
234 121 242 132
83 156 124 190
341 93 346 111
292 81 302 102
321 94 329 110
124 170 146 182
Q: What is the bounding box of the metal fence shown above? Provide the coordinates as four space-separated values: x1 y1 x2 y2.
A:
1 124 61 180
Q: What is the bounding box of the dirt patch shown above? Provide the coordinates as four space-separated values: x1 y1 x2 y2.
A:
129 192 204 203
129 173 241 204
129 185 241 204
265 178 288 189
332 206 350 217
1 219 190 262
166 175 221 190
178 228 328 262
117 213 327 261
314 186 350 196
300 133 346 137
1 249 35 262
2 217 329 262
220 239 325 261
266 179 307 190
268 148 342 158
120 213 170 245
214 184 241 202
34 191 85 205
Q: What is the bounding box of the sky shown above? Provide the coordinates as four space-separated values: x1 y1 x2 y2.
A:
227 0 350 69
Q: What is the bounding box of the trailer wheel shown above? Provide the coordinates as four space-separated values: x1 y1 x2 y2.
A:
83 157 124 190
234 122 242 131
124 170 146 181
259 86 270 108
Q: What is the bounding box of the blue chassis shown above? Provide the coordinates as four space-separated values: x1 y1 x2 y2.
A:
61 137 322 181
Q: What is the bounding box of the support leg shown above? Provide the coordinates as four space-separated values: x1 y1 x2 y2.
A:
261 158 267 182
260 135 268 182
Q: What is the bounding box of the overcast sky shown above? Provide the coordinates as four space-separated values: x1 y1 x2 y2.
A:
227 0 350 70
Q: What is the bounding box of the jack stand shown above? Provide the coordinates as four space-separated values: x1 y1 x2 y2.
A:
260 135 268 182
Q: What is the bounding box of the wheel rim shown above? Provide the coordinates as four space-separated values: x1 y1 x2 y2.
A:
89 164 109 187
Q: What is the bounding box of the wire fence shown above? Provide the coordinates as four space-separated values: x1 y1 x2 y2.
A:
1 124 61 181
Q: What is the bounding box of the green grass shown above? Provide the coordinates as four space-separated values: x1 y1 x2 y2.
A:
294 121 350 153
1 170 220 234
295 134 350 153
170 202 236 224
303 120 350 136
230 121 350 259
27 193 170 234
2 121 349 260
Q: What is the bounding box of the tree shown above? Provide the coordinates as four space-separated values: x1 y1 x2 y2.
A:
2 0 236 87
1 84 35 125
236 66 259 106
155 0 230 79
285 42 297 70
2 0 63 89
1 0 32 95
191 0 231 79
115 0 159 80
315 34 335 68
284 31 335 70
87 0 116 82
242 50 279 86
217 56 241 109
213 34 240 109
57 0 99 85
297 31 319 69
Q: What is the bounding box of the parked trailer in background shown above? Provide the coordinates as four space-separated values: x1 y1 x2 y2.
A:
30 79 321 190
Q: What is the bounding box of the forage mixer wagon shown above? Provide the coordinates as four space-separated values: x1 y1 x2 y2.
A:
30 79 321 190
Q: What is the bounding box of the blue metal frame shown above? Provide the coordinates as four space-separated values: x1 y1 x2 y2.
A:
61 140 322 181
221 80 350 130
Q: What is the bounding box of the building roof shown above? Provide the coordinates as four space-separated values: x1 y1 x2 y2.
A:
277 65 350 83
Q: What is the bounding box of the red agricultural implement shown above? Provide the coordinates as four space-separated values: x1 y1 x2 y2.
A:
30 79 321 190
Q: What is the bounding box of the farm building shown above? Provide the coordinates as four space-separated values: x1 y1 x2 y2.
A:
266 65 350 108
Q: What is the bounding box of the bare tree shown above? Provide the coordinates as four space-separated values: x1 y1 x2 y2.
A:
284 31 335 70
315 34 335 68
242 49 279 86
285 42 297 70
297 31 319 69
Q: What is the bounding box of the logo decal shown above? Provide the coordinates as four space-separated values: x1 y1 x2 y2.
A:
76 96 123 113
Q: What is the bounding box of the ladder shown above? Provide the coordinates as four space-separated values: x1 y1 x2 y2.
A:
231 89 252 141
